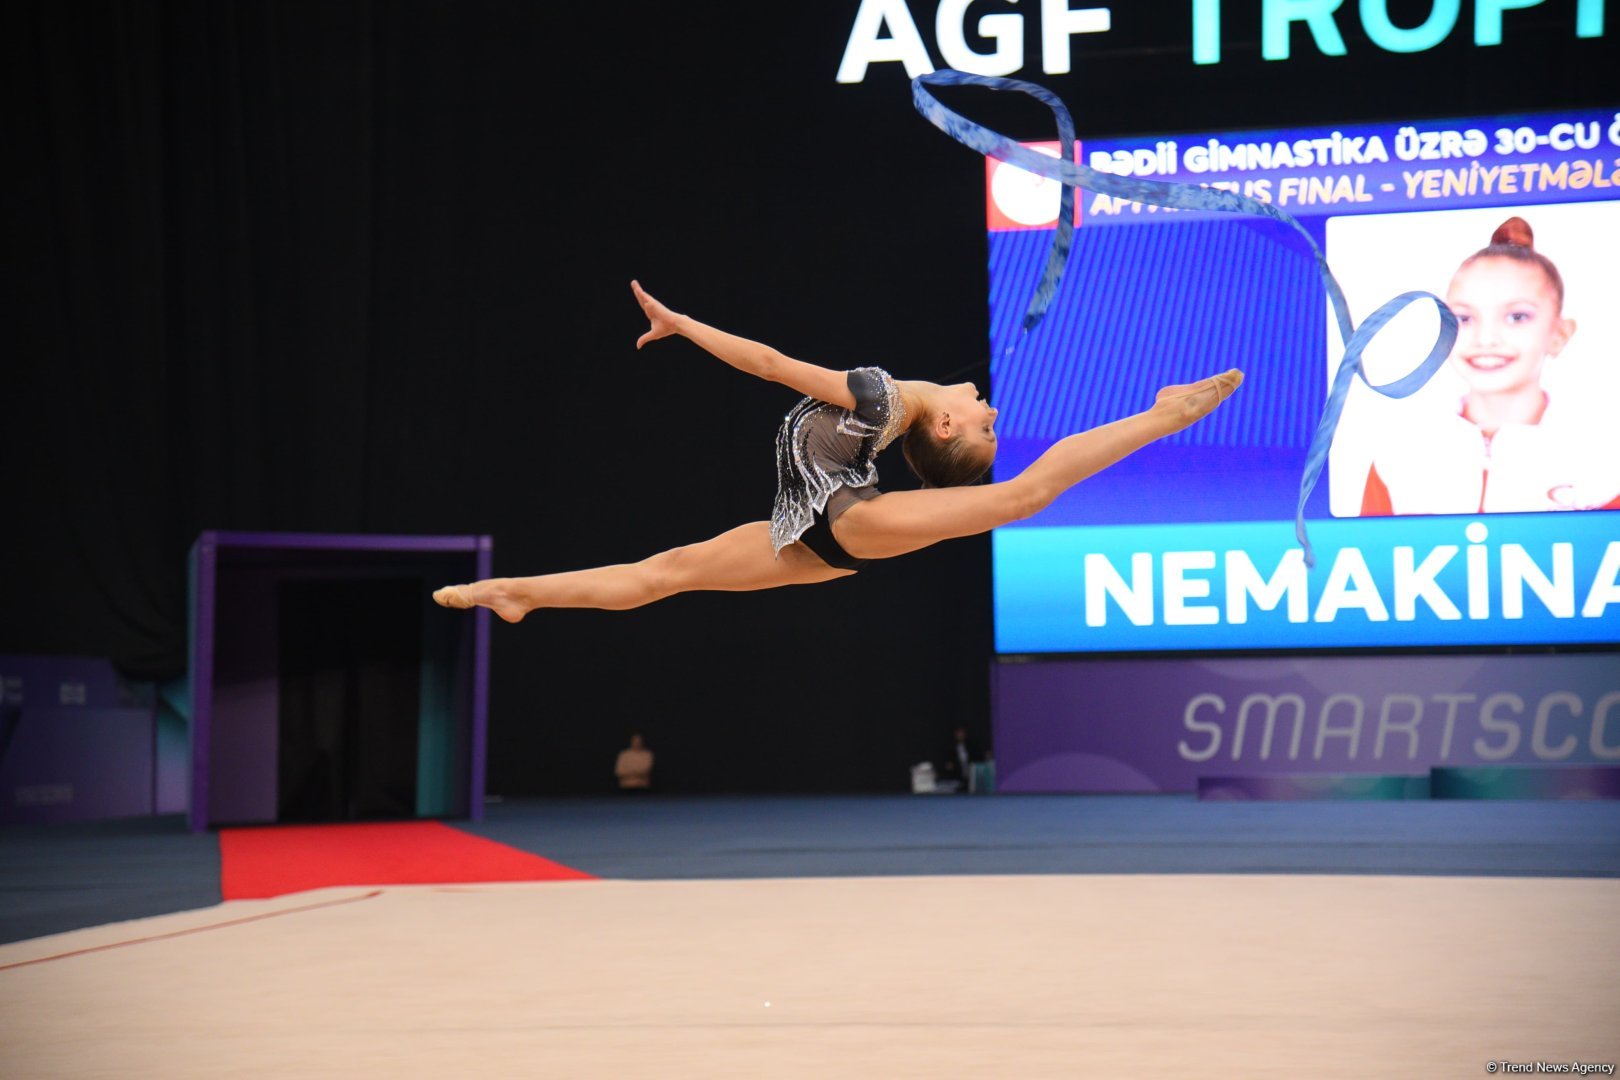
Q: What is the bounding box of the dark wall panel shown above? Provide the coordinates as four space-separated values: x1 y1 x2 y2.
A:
4 1 1614 793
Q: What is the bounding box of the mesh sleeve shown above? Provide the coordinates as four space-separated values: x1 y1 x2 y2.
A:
846 367 890 425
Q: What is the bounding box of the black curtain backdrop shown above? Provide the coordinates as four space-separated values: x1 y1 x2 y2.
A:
278 578 421 822
5 1 1614 794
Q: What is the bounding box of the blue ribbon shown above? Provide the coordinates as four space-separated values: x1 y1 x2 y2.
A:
912 70 1458 567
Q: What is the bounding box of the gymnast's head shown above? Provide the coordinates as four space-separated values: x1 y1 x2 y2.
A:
902 381 997 489
1446 216 1575 396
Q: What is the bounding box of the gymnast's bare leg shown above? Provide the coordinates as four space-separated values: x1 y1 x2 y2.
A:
433 522 853 623
434 371 1240 622
833 370 1242 560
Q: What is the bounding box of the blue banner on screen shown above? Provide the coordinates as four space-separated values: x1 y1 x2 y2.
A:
986 107 1620 653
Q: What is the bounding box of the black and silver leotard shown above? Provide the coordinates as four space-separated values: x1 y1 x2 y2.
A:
770 367 906 570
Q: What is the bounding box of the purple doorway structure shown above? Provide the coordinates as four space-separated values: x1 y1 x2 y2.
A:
188 531 492 833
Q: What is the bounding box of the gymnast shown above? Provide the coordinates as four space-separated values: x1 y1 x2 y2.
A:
433 281 1242 622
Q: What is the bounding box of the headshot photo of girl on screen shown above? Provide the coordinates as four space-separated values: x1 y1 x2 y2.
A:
1334 208 1620 518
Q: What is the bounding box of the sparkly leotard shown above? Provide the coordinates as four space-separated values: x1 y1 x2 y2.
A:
770 367 907 569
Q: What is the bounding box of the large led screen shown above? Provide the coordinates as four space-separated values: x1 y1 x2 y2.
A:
987 108 1620 653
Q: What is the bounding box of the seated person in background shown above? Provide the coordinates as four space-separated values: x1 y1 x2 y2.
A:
938 726 983 792
615 732 654 792
1362 216 1619 515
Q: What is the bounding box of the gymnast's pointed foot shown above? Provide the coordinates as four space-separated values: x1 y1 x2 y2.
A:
432 581 528 624
1154 368 1243 432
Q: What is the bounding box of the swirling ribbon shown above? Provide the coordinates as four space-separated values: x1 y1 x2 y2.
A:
912 70 1458 567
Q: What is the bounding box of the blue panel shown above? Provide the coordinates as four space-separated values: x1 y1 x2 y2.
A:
986 108 1620 653
993 514 1620 653
989 219 1325 450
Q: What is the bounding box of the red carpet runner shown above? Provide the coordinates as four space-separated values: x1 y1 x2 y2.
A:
219 821 595 900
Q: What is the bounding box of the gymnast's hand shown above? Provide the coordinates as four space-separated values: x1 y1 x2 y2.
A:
632 280 683 350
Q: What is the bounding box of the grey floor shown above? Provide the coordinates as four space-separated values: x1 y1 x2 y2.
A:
5 793 1619 944
463 793 1620 878
0 814 220 945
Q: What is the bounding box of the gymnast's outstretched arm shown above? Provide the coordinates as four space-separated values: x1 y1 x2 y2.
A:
631 281 857 409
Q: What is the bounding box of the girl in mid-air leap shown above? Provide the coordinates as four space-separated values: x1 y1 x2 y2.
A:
434 281 1241 622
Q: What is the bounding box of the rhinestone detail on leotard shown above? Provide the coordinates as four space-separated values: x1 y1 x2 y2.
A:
769 367 905 556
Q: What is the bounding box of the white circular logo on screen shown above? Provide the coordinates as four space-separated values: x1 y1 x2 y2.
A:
990 146 1064 226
